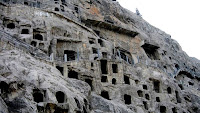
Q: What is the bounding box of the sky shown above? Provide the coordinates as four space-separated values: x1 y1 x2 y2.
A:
117 0 200 60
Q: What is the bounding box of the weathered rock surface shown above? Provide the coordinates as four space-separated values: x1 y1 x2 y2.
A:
0 0 200 113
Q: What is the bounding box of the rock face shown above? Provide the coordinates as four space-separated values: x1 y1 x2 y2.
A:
0 0 200 113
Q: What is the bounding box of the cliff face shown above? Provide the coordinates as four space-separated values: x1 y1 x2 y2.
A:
0 0 200 113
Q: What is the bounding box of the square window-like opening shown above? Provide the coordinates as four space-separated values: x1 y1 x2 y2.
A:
156 97 160 102
101 76 107 82
142 43 160 60
68 70 78 79
143 85 147 90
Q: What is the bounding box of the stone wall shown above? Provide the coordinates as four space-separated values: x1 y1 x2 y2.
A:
0 0 200 113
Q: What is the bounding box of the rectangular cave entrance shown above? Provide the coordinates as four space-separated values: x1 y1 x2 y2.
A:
56 91 65 103
33 89 44 103
142 43 160 60
124 75 130 84
112 64 118 73
100 60 108 74
64 50 76 61
153 80 160 93
124 94 131 104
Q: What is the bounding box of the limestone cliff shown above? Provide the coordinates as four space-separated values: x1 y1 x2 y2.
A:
0 0 200 113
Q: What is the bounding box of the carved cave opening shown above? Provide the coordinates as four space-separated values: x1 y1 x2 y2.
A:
56 66 64 75
34 34 43 41
124 75 130 84
7 23 15 29
143 101 148 110
101 76 107 82
167 87 172 94
55 7 59 11
156 97 160 102
124 94 131 105
100 60 108 74
160 106 166 113
153 80 160 93
0 81 9 97
112 78 116 85
21 29 29 34
98 39 104 47
85 79 93 90
142 43 160 60
102 52 107 58
143 85 147 90
137 90 143 97
64 50 76 61
88 37 95 44
101 91 109 100
33 89 44 103
31 41 37 47
68 70 78 79
92 48 98 54
56 91 65 103
112 64 118 73
145 94 150 100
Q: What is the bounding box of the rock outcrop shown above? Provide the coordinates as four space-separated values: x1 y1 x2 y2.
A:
0 0 200 113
